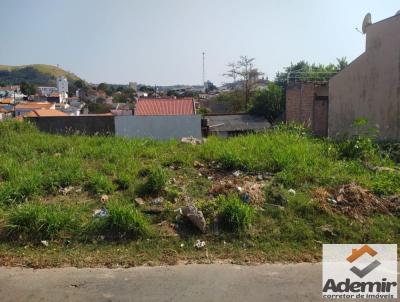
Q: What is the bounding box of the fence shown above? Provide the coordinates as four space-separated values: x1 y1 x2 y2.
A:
115 115 202 140
28 115 202 140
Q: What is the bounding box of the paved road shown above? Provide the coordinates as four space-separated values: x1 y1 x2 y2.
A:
0 263 391 302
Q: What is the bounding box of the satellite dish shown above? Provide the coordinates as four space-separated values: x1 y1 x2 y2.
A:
362 13 372 34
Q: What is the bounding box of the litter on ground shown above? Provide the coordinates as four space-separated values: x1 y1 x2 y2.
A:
313 182 399 221
193 239 206 249
100 195 109 204
93 208 109 218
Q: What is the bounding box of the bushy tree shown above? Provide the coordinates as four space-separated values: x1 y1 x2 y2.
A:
20 81 37 96
211 90 246 113
97 83 113 96
275 58 348 85
249 83 284 122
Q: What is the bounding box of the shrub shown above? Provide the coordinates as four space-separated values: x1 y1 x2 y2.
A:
89 199 151 239
217 195 254 232
379 142 400 163
138 166 167 196
6 202 79 241
337 118 379 161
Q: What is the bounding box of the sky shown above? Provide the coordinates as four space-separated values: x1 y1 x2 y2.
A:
1 0 399 86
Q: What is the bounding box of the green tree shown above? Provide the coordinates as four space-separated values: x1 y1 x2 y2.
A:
139 85 155 93
97 83 113 96
167 90 178 97
275 58 347 85
249 83 284 122
336 57 348 71
88 102 112 114
210 90 245 113
20 81 37 96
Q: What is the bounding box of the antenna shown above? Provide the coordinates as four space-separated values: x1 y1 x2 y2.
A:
202 52 205 90
362 13 372 34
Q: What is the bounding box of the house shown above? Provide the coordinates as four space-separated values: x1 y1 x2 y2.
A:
67 96 80 105
0 98 15 105
286 82 329 137
30 95 49 102
86 89 107 103
26 109 68 117
0 108 12 120
47 92 64 103
15 102 55 116
110 103 133 116
329 12 400 140
57 76 68 97
135 98 196 115
136 91 148 98
38 86 58 97
0 85 24 99
203 113 271 137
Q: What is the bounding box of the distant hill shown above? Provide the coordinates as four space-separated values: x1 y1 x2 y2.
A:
0 64 82 86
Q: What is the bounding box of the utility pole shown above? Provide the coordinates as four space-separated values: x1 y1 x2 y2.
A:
202 52 205 92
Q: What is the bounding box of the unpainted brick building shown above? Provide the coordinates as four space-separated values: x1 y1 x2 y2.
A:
286 82 329 137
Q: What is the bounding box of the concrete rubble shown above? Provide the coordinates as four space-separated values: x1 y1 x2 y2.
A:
181 204 206 232
181 136 205 145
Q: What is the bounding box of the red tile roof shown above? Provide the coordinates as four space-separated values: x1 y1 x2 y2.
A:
26 109 67 117
15 102 54 110
0 98 13 104
135 98 195 116
0 108 11 113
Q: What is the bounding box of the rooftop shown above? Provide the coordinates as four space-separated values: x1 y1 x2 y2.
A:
135 98 195 116
205 114 271 132
0 98 14 104
15 102 54 110
0 108 11 113
26 109 67 117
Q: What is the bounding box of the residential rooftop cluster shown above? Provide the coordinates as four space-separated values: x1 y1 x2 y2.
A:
1 12 400 141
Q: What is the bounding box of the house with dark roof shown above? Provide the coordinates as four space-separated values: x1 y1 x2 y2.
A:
204 114 271 137
135 98 195 116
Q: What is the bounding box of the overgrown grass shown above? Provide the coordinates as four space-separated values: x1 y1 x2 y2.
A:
5 202 81 242
217 195 255 232
88 199 152 240
137 166 168 196
0 120 398 266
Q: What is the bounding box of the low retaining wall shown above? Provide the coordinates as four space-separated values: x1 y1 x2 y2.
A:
115 115 202 140
27 115 202 140
27 116 115 135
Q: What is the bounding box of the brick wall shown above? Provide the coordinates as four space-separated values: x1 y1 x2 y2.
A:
286 82 328 136
286 83 315 127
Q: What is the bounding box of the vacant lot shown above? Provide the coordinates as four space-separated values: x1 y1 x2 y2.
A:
0 121 398 267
